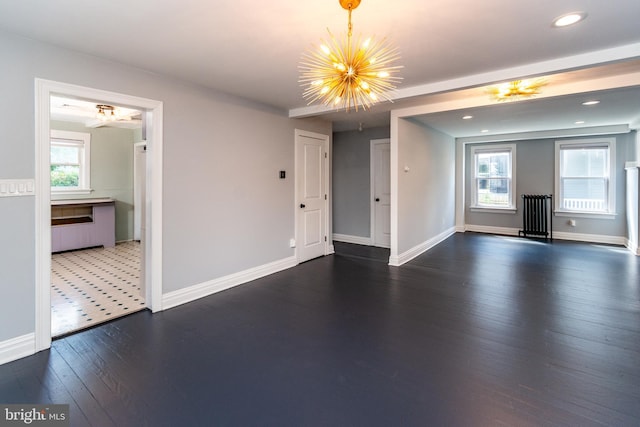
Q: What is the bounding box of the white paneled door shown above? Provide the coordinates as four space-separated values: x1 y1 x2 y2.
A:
372 139 391 248
295 130 329 263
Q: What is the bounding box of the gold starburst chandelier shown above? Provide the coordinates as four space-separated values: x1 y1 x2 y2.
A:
486 79 547 101
299 0 402 112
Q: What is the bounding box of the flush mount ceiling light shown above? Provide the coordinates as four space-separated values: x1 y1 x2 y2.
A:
553 12 587 27
486 79 547 101
96 104 131 122
96 104 116 121
582 100 600 106
299 0 402 112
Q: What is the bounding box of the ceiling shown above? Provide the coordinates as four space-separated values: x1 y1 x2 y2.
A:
1 0 640 137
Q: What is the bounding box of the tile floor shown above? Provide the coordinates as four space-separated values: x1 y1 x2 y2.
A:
51 241 145 337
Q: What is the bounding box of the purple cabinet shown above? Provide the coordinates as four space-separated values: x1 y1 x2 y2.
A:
51 199 116 252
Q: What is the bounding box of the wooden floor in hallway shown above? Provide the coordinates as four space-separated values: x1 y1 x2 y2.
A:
1 233 639 426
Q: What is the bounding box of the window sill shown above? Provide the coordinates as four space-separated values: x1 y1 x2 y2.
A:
51 188 93 198
554 210 617 220
470 206 517 214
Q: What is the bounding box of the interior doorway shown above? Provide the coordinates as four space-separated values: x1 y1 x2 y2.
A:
371 138 391 248
49 96 145 336
35 79 163 352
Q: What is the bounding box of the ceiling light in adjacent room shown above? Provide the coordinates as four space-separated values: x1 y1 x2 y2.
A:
553 12 587 27
486 79 547 101
96 104 131 122
299 0 402 112
96 104 116 121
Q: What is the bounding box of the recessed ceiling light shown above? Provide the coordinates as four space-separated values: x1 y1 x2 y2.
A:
553 12 587 27
462 115 473 120
582 100 600 106
575 120 585 124
480 129 489 133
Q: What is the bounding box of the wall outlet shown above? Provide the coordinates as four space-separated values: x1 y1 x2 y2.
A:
289 238 296 248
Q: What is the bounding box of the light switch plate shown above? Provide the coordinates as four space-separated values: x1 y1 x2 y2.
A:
0 179 35 197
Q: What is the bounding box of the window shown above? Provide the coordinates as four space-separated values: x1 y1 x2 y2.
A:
555 138 615 216
471 144 516 210
51 130 91 194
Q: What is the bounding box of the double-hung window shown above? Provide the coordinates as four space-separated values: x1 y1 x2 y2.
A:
471 144 516 210
50 130 91 195
555 138 615 216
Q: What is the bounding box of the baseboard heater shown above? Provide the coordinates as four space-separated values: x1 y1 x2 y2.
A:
519 194 553 240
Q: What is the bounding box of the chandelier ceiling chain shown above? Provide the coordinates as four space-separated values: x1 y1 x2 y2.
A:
299 0 402 112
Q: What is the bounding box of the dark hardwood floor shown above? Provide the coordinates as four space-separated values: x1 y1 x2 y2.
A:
1 233 639 426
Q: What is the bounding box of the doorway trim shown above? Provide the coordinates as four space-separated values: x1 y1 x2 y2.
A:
294 129 330 263
370 138 391 248
34 79 164 352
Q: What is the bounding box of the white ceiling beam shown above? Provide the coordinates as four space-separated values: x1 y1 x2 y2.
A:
289 42 640 119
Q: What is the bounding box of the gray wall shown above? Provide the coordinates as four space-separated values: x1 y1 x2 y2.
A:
397 118 456 254
51 121 138 242
332 126 389 238
0 30 330 343
464 131 636 237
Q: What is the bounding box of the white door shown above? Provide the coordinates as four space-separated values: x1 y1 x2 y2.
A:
371 139 391 248
295 130 329 263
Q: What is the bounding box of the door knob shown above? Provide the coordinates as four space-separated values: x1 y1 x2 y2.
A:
375 198 380 202
300 203 306 208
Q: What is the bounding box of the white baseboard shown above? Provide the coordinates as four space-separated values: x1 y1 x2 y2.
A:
389 227 455 266
162 255 298 310
465 224 520 236
332 233 372 246
553 231 626 246
0 333 35 365
626 239 640 255
464 224 630 249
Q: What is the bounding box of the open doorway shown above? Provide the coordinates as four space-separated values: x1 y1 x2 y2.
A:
35 79 163 352
49 96 145 336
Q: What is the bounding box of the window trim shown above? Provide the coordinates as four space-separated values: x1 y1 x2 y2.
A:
51 129 92 196
554 137 616 219
470 143 517 212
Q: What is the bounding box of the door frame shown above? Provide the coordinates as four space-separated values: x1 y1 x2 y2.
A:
34 79 164 352
294 129 331 263
133 141 146 241
370 138 391 248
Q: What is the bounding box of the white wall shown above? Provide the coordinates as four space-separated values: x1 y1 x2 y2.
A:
396 118 456 257
0 30 330 344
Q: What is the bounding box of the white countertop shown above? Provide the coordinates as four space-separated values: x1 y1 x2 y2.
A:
51 198 115 206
